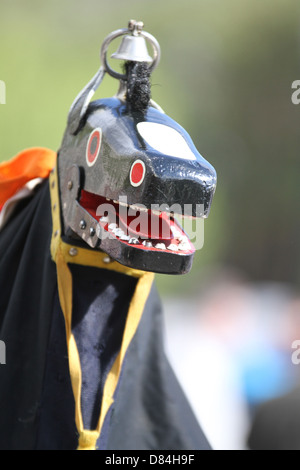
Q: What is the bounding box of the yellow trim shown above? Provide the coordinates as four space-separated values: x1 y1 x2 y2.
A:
97 270 154 433
78 431 100 451
49 167 154 450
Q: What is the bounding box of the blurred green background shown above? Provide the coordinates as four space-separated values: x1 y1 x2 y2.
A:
1 0 300 296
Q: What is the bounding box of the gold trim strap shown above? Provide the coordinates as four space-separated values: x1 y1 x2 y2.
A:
49 167 154 450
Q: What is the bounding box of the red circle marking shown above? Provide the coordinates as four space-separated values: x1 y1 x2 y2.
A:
86 129 101 166
130 161 145 187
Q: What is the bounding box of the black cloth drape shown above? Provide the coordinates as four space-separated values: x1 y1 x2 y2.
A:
0 180 210 450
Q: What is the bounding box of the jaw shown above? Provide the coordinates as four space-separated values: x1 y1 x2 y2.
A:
79 189 198 275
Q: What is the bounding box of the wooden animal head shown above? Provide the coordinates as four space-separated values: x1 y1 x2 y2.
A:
57 22 217 274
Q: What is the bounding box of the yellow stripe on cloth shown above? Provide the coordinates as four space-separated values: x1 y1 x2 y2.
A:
97 270 154 434
78 431 100 451
56 248 83 433
49 167 154 450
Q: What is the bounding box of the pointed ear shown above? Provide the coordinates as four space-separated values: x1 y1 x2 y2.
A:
67 67 105 135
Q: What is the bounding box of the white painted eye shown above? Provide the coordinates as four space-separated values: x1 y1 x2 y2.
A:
137 122 197 161
130 159 146 187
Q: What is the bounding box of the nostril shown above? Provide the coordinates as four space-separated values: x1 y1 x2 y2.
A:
130 160 146 187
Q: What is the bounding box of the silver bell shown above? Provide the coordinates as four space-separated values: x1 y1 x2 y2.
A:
111 35 152 63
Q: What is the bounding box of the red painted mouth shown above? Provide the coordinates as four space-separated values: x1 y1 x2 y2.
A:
79 190 195 255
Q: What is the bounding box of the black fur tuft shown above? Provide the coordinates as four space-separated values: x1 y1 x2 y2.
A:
125 62 151 114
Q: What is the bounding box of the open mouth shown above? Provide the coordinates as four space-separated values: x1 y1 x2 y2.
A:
79 190 195 255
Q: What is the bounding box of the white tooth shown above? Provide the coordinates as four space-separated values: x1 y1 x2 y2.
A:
113 200 118 204
167 244 179 252
119 201 129 207
121 234 130 241
108 223 118 230
115 229 124 237
178 242 190 251
100 216 109 223
129 238 139 245
155 243 166 250
106 197 110 201
130 204 148 213
142 240 153 248
178 245 187 251
171 226 182 237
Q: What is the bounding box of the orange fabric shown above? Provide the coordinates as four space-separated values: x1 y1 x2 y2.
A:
0 147 57 206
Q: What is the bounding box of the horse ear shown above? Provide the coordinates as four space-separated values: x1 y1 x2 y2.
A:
67 67 105 135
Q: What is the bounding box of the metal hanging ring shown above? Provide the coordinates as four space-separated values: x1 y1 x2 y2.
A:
100 27 161 81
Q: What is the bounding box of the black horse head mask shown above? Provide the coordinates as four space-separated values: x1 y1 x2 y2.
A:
58 21 217 274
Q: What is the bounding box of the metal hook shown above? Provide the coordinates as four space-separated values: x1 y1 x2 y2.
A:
100 20 161 80
67 21 161 135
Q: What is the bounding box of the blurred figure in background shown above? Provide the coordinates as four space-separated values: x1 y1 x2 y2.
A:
248 296 300 450
164 272 300 450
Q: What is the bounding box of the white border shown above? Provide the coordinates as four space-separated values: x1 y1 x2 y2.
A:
130 159 146 187
86 128 102 167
